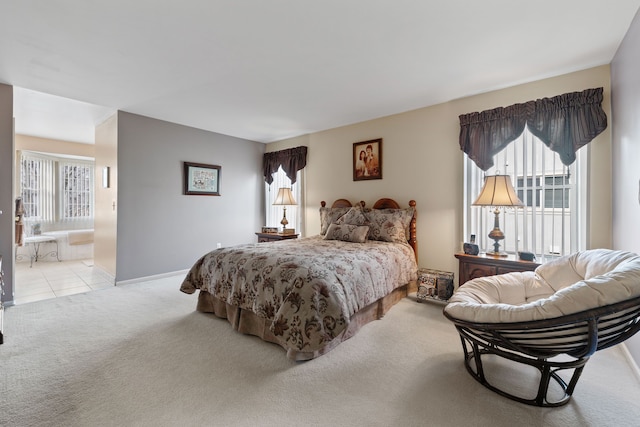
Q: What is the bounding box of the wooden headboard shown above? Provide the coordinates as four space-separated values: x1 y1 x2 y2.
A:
320 198 418 260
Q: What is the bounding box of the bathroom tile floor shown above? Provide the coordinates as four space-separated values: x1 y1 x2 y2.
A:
13 259 113 305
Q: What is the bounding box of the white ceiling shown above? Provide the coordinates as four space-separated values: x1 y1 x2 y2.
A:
2 1 639 144
13 87 115 144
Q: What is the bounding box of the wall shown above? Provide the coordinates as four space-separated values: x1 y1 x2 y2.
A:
611 8 640 365
15 134 94 158
94 114 118 278
0 84 13 303
268 66 613 279
115 112 264 282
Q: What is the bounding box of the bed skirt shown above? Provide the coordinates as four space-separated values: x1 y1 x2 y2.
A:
196 280 416 361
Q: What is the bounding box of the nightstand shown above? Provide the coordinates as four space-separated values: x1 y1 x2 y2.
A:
255 232 299 243
455 252 539 286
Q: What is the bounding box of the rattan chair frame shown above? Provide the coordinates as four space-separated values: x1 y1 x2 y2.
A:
444 295 640 407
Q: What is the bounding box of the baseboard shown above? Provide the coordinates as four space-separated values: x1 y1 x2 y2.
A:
620 343 640 382
92 265 115 284
115 269 189 286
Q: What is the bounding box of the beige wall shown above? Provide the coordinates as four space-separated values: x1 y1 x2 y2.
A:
15 134 95 158
268 66 613 282
94 114 118 278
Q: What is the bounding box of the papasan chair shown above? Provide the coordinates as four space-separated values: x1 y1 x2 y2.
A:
443 249 640 407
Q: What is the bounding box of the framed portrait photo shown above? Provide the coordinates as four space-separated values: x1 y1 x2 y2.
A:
353 138 382 181
183 161 221 196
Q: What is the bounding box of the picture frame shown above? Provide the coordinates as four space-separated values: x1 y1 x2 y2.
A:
353 138 382 181
183 161 221 196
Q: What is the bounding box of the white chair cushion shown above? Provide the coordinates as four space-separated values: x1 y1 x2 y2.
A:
445 249 640 324
536 248 638 292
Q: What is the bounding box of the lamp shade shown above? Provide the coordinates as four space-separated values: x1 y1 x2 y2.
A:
273 187 297 206
472 175 523 207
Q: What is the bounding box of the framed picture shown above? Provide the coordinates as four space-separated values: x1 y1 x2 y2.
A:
183 161 221 196
353 138 382 181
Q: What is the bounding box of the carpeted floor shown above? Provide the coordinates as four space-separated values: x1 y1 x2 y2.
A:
1 275 639 427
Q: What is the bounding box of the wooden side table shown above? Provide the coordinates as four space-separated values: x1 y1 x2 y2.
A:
455 252 539 286
255 232 299 243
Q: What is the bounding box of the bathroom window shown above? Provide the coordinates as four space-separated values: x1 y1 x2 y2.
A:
19 151 94 227
61 162 93 219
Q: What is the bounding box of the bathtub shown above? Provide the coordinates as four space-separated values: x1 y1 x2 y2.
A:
15 229 94 263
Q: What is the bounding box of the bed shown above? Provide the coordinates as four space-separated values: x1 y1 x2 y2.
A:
180 198 418 360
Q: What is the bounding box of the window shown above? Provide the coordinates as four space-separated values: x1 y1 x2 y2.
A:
265 166 302 233
516 175 570 209
19 151 95 228
20 152 56 222
62 163 93 219
464 127 587 261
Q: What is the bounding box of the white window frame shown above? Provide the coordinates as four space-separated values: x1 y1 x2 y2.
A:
463 127 587 262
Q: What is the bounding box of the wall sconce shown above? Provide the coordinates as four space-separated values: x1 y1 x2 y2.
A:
102 167 110 188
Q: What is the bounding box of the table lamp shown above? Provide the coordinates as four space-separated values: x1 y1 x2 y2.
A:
472 175 523 256
272 187 297 232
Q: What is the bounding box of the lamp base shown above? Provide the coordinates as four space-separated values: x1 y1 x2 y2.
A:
486 250 508 257
486 208 507 257
280 206 289 232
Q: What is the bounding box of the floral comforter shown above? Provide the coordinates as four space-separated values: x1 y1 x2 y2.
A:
180 235 417 353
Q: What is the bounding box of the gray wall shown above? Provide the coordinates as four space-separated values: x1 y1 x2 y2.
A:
611 8 640 364
116 111 265 282
0 84 13 303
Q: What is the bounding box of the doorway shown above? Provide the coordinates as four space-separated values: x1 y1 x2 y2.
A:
12 87 116 304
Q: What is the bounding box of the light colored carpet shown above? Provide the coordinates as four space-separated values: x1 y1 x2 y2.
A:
1 275 639 427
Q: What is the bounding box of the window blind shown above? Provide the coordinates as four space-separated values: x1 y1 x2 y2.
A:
61 161 93 220
20 152 56 224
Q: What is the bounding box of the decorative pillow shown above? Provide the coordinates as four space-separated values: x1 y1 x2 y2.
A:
366 208 414 243
335 204 369 226
319 207 351 235
323 223 370 243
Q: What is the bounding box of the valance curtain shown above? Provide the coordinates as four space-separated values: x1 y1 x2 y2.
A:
263 146 308 184
459 87 608 171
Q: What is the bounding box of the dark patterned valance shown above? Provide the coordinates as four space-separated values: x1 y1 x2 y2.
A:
459 87 608 170
263 146 308 184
